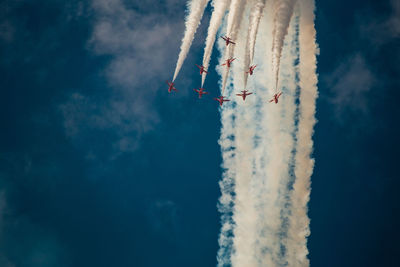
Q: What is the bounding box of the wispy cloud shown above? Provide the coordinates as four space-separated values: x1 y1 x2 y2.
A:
356 0 400 48
60 0 188 156
322 1 399 122
324 54 376 117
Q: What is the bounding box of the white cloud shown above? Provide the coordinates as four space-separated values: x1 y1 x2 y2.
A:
322 1 400 122
356 0 400 48
60 0 190 155
323 54 376 117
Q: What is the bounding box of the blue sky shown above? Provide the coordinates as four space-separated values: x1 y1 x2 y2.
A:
0 0 399 266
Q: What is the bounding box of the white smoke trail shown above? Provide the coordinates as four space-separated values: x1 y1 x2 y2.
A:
271 0 296 91
273 15 300 266
286 0 318 266
216 14 237 267
171 1 318 266
253 11 299 265
220 0 246 94
221 5 298 266
172 0 210 82
228 7 262 267
201 0 231 87
243 0 266 88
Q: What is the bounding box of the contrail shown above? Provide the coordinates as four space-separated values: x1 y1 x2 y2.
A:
271 0 296 91
256 15 298 265
286 0 318 266
172 0 210 82
201 0 231 87
228 8 261 267
243 0 266 89
220 0 246 95
216 15 237 267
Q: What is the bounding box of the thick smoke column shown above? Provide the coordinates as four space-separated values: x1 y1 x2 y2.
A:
286 0 318 265
271 0 296 91
243 0 266 88
172 0 210 82
201 0 231 87
254 14 298 265
228 10 261 267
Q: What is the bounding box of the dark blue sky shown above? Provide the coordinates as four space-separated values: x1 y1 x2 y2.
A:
0 0 399 266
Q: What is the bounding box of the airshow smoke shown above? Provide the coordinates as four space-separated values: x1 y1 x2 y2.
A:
172 0 318 266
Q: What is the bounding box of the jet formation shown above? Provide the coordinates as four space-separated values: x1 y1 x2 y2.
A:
167 37 282 106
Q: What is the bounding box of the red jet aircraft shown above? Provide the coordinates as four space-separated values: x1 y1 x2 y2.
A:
222 58 236 68
246 65 257 75
236 90 253 101
214 96 230 106
269 92 282 103
195 64 208 75
166 81 177 93
221 36 235 46
193 87 209 98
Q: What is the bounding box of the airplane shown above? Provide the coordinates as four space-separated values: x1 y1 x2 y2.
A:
269 92 282 103
222 58 236 68
236 90 253 101
246 65 257 75
214 96 230 106
221 36 236 46
166 81 177 93
193 87 209 98
195 64 208 75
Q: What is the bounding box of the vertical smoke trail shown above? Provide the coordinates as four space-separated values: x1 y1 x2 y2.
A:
172 0 210 82
255 15 298 266
170 1 318 266
286 0 318 266
245 2 278 264
216 16 237 267
220 0 246 94
228 8 262 267
274 15 300 266
243 0 266 88
271 0 296 91
201 0 231 87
